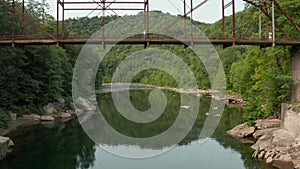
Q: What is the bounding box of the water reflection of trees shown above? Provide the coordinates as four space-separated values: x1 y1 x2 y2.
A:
1 120 96 169
97 90 275 169
0 90 275 169
212 107 275 169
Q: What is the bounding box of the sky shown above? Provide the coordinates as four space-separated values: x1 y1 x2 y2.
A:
46 0 246 23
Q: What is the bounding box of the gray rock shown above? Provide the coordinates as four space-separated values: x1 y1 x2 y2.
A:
252 148 259 158
251 135 272 151
255 119 280 130
23 114 41 121
66 110 76 116
43 100 65 115
43 103 58 115
272 129 296 147
75 97 96 112
227 123 255 138
266 156 273 163
41 115 55 121
57 98 65 104
0 136 14 160
58 112 71 119
253 128 277 140
9 113 17 121
258 151 265 159
264 150 273 159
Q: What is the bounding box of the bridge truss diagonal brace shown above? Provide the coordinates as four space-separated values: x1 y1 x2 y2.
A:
159 0 209 45
272 0 300 32
0 0 56 47
222 0 236 46
242 0 290 40
56 0 148 47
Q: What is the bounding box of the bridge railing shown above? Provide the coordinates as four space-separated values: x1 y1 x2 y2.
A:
0 33 299 43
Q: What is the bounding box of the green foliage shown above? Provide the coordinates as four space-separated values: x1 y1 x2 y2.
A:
0 45 73 115
230 46 292 121
0 109 10 129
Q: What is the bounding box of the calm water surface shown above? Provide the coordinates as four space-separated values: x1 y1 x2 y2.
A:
0 89 276 169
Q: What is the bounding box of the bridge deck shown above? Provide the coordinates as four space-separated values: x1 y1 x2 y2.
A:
0 38 299 46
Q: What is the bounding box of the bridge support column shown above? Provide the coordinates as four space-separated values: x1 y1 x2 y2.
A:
291 46 300 102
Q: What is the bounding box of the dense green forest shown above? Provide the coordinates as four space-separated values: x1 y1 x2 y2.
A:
0 0 299 128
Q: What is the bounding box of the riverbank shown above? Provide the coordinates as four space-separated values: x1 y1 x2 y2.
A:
100 83 246 106
227 104 300 169
1 83 245 137
0 111 76 137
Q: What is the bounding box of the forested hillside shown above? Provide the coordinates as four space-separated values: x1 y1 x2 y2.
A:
0 0 299 128
0 0 75 128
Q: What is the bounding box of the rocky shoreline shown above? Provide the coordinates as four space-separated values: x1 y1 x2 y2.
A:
101 83 246 106
227 104 300 169
0 96 97 160
0 85 244 161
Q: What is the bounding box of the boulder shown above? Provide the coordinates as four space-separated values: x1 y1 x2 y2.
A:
9 113 17 121
41 115 55 121
57 98 65 105
227 123 255 138
43 99 65 115
75 97 96 112
43 103 58 115
253 128 277 140
0 136 14 160
272 129 295 147
255 119 281 130
23 114 41 121
66 110 76 116
251 135 273 151
58 112 71 119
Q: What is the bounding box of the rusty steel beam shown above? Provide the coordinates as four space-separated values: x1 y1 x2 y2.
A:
160 0 209 35
102 0 105 48
144 0 146 44
0 0 55 43
222 0 225 39
57 0 59 44
146 0 149 46
190 0 194 45
12 0 15 47
21 0 24 35
242 0 290 39
144 0 149 47
0 38 300 46
64 8 144 10
184 0 186 41
232 0 236 45
224 1 232 9
184 0 209 17
62 1 145 4
241 13 260 38
273 0 300 32
62 0 65 39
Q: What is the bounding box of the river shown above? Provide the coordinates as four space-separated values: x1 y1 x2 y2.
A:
0 89 276 169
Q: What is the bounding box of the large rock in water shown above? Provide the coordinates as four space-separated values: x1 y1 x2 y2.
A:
75 97 96 112
227 123 255 138
0 136 14 160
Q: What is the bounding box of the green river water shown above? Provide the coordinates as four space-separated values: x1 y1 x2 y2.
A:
0 89 276 169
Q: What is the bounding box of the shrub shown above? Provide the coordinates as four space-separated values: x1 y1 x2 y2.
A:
0 109 10 129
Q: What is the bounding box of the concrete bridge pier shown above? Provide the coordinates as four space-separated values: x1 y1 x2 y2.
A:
291 46 300 102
